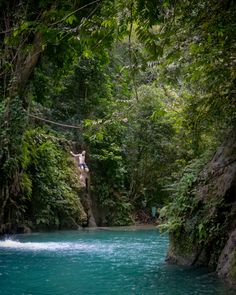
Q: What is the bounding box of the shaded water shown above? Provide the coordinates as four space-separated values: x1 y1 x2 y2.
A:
0 229 235 295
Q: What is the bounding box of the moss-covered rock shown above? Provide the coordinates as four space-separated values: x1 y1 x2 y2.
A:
167 231 198 265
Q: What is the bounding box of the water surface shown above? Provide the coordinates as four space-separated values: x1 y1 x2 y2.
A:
0 228 235 295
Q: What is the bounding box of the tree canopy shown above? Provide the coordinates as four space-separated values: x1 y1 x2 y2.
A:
0 0 235 231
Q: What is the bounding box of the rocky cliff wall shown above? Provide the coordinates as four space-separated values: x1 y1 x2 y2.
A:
167 127 236 285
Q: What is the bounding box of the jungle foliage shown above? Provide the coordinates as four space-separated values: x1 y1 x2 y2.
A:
0 0 235 231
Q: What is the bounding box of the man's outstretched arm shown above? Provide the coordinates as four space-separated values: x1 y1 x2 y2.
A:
70 151 80 157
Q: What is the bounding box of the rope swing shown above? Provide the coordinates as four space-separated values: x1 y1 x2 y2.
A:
29 114 81 129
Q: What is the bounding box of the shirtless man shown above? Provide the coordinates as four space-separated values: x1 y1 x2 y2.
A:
70 150 89 172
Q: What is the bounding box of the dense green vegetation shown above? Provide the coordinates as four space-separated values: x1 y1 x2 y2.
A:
0 0 235 239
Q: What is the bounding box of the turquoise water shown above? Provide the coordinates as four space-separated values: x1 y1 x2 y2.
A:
0 229 235 295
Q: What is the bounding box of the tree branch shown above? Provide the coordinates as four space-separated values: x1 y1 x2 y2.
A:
49 0 101 27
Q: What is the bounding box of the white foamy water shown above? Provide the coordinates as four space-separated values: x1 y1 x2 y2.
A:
0 239 113 252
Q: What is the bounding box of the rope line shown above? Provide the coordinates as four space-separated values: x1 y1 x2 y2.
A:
29 114 81 129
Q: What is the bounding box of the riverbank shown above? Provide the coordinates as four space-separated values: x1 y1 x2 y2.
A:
97 224 158 231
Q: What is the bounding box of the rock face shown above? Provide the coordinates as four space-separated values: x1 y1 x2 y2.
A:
79 170 97 228
167 127 236 285
71 156 97 228
217 229 236 285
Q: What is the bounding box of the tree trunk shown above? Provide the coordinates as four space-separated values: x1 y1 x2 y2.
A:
10 32 43 100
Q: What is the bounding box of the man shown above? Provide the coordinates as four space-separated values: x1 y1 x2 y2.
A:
70 150 89 172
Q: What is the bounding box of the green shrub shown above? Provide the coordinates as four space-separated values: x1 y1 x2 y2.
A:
18 128 87 229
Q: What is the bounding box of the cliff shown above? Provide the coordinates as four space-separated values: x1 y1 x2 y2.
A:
166 127 236 285
71 157 97 228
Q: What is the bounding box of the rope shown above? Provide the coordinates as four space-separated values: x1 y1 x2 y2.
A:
29 114 81 129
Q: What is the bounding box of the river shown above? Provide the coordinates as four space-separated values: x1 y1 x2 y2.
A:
0 228 235 295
